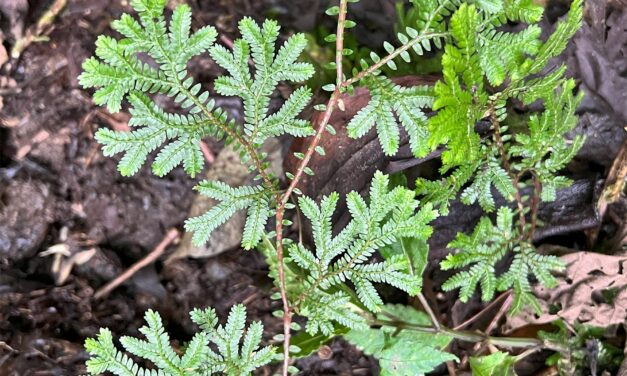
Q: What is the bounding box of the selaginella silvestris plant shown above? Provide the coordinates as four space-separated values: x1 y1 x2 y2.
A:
79 0 584 374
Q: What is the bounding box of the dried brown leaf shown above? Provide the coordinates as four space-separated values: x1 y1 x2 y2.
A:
505 251 627 332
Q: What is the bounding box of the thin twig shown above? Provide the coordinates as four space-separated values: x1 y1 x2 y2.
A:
483 293 513 336
515 346 542 362
417 293 441 331
453 290 511 330
94 228 180 300
11 0 68 59
467 294 513 360
274 2 350 372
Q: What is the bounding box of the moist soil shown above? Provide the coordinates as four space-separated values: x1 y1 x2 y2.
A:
0 0 625 375
0 1 377 374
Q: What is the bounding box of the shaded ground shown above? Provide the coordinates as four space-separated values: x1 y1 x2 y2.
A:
0 1 377 374
0 0 625 375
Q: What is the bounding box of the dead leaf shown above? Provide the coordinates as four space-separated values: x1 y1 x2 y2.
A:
0 31 8 67
284 75 440 233
505 251 627 332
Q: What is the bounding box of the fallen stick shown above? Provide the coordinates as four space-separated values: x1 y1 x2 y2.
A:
11 0 68 59
94 228 180 300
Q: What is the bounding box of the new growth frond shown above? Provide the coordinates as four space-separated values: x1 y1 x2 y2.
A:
210 18 315 145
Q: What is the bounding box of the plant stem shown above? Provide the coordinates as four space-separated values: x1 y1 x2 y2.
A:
274 2 349 373
373 319 552 350
342 32 447 88
272 2 450 373
489 105 526 234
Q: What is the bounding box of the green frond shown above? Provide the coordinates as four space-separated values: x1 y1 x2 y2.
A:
85 328 151 376
479 25 542 85
80 1 225 177
347 76 434 157
85 305 273 376
460 158 515 212
441 208 515 302
292 172 437 334
94 92 222 177
443 208 565 310
242 198 271 250
511 79 583 173
523 0 582 75
210 18 314 144
185 181 271 249
504 0 544 23
497 244 565 314
301 291 367 335
120 310 182 373
415 161 478 215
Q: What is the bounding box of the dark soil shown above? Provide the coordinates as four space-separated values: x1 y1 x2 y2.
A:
0 0 625 375
0 1 372 374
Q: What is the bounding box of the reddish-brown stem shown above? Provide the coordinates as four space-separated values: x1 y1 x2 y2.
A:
528 171 542 239
489 107 527 234
274 2 349 373
272 2 450 372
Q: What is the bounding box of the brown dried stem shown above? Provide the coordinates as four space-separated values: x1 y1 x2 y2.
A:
94 228 180 300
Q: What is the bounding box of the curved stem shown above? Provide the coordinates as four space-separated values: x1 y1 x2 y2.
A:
275 3 349 374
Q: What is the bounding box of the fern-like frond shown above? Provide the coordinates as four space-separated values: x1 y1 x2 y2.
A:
84 305 273 376
442 208 565 309
292 172 438 334
523 0 582 75
210 18 315 144
184 181 271 249
94 92 225 177
478 25 541 86
497 244 564 314
415 161 478 215
441 207 515 302
80 1 227 177
459 156 515 212
504 0 544 23
190 305 275 374
85 328 159 376
347 77 434 156
428 4 487 169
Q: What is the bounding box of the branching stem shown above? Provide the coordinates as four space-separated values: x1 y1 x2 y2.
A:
274 2 349 373
488 104 543 241
489 105 527 234
272 2 448 373
373 319 564 351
